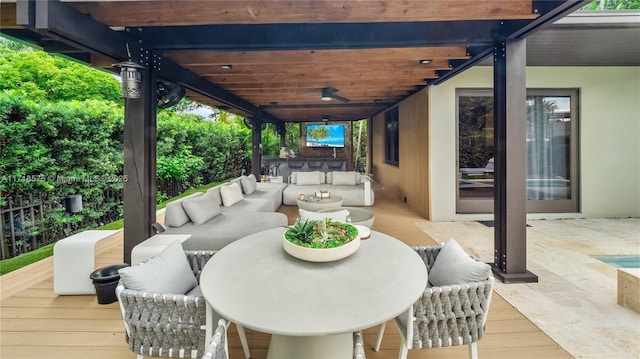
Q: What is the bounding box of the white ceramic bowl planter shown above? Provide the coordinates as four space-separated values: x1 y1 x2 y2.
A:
283 219 360 262
283 236 360 262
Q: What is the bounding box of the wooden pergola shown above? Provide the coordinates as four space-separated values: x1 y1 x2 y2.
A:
0 0 589 282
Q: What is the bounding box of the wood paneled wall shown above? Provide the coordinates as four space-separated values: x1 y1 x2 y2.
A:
371 88 430 218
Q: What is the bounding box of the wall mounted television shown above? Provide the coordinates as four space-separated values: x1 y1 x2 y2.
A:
306 124 345 148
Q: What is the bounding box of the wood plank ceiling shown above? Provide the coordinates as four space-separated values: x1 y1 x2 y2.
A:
1 1 585 124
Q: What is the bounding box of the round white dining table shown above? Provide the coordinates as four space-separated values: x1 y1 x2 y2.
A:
199 227 428 359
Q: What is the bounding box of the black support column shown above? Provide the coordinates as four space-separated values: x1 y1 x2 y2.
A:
492 38 538 283
279 124 286 149
122 65 157 265
250 117 263 180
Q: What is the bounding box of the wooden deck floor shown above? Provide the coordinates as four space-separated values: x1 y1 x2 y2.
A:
0 190 573 359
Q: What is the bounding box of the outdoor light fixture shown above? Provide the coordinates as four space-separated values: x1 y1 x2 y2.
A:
321 87 350 102
113 61 145 99
220 64 233 69
64 194 83 214
419 59 433 64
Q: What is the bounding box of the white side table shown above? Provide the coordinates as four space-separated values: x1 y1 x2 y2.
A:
131 234 191 265
53 230 119 295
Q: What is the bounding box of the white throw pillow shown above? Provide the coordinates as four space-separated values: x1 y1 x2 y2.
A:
240 174 258 194
296 171 322 185
299 208 349 222
428 238 492 286
164 192 203 227
220 182 244 207
118 241 197 295
332 171 358 185
182 194 222 225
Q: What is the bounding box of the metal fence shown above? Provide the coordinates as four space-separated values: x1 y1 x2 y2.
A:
0 190 123 260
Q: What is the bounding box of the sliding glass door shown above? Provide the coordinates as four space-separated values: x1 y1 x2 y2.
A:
456 89 579 213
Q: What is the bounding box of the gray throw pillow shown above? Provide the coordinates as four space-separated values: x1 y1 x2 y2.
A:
429 238 492 286
205 186 223 206
182 194 222 225
164 192 203 227
118 241 197 295
240 174 258 194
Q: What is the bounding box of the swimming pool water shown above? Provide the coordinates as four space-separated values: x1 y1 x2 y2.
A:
593 255 640 268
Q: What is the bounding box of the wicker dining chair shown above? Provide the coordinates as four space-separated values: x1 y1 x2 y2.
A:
353 331 367 359
201 319 229 359
116 249 251 359
374 243 495 359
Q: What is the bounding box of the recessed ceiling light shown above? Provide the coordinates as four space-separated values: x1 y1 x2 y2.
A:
220 64 233 69
419 59 432 65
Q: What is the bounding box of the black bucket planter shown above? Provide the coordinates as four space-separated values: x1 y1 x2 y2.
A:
89 264 129 304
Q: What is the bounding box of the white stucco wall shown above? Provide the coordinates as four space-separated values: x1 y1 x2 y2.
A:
429 66 640 221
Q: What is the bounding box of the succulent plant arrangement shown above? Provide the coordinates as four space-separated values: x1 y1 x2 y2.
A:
285 218 358 249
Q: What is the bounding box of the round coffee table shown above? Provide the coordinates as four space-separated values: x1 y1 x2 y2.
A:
296 195 343 211
318 206 375 228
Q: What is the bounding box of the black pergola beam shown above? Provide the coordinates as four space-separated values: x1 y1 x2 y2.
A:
33 0 129 61
260 103 392 110
513 0 592 39
126 20 512 51
427 46 494 86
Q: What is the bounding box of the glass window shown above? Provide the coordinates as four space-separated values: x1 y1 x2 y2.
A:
385 107 399 166
456 89 579 213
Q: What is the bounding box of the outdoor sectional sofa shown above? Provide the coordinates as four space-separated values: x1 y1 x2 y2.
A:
157 174 288 251
148 171 373 253
282 171 375 206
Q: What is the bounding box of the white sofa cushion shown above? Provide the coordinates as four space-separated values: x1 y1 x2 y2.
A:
327 171 362 184
220 182 244 207
429 238 492 286
118 241 197 295
296 171 323 185
182 194 222 225
240 174 258 194
331 171 358 185
164 192 203 227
